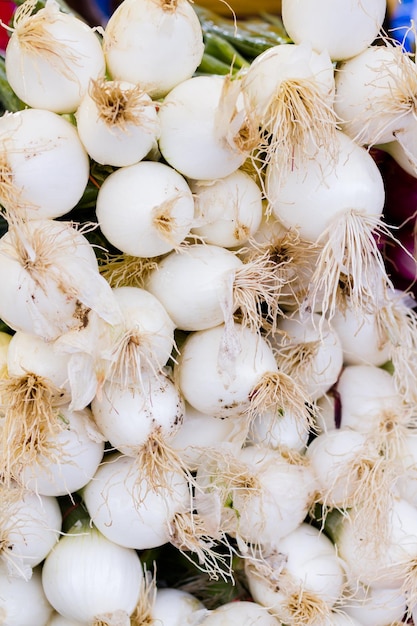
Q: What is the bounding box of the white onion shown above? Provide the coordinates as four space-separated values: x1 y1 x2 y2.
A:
241 41 337 175
42 519 144 623
75 79 160 167
47 613 88 626
96 160 195 257
245 522 346 625
19 405 105 497
170 402 246 472
0 109 89 220
342 582 407 626
281 0 387 61
82 453 190 551
175 322 277 418
266 130 388 321
330 304 391 366
0 219 121 341
146 243 279 332
5 0 106 113
195 445 317 550
247 404 311 453
334 497 417 589
6 331 72 397
0 482 61 580
151 588 205 626
189 169 263 248
199 600 279 625
0 563 53 626
158 75 252 180
336 364 406 434
103 286 176 385
267 130 385 242
103 0 204 99
270 312 344 402
334 43 417 147
91 371 185 491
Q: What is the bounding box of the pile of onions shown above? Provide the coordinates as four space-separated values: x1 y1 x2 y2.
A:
0 0 417 624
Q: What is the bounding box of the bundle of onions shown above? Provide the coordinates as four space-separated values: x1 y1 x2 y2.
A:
4 0 106 113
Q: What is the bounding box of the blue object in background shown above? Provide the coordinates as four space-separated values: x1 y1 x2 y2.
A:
96 0 111 17
390 0 417 51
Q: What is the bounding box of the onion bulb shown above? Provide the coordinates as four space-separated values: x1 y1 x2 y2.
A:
189 169 263 248
241 41 337 178
75 78 160 167
42 518 144 624
0 218 121 341
5 0 106 113
245 522 345 625
158 75 255 180
0 108 89 220
281 0 387 61
0 482 61 580
266 130 388 322
96 160 195 258
334 43 417 147
103 0 204 99
91 370 185 492
0 563 53 626
175 322 312 432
